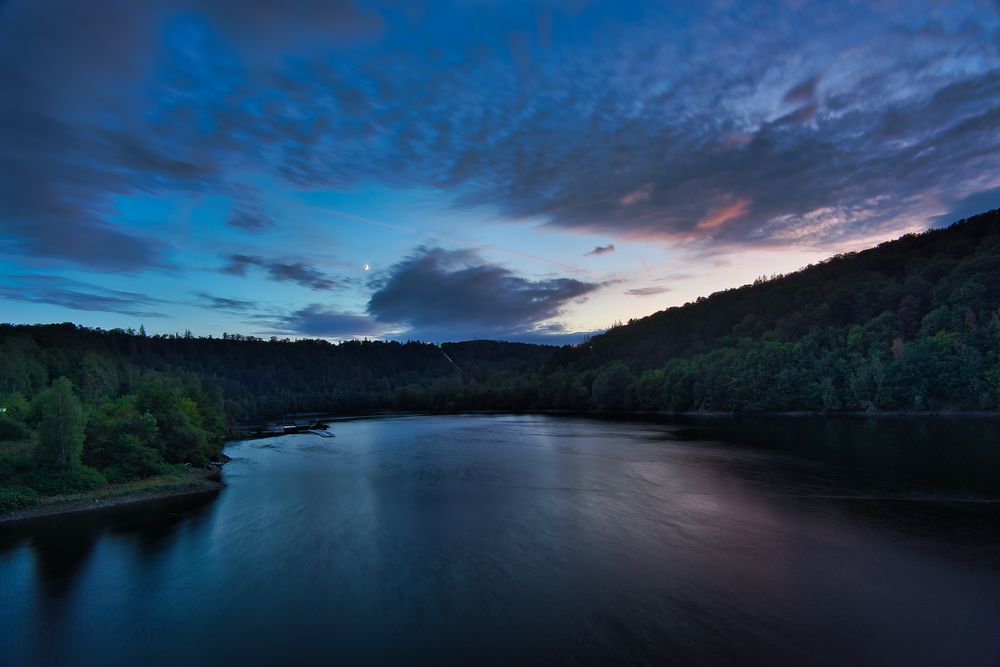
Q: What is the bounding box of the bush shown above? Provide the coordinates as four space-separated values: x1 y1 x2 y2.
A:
0 485 39 511
0 416 29 442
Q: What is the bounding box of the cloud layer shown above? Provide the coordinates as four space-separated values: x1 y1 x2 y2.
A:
2 0 996 274
0 275 168 317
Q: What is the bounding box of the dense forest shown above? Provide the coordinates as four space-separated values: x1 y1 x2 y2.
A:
547 208 1000 413
2 209 999 507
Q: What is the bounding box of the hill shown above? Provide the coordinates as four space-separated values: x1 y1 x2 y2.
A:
539 209 1000 412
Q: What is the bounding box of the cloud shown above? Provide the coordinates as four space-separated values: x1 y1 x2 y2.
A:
367 246 602 340
930 187 1000 227
625 286 671 297
0 0 377 270
226 195 275 232
221 254 342 290
585 244 616 256
0 275 168 317
194 0 383 51
697 198 751 231
782 75 820 106
620 185 653 207
0 2 205 270
195 291 259 313
279 304 383 338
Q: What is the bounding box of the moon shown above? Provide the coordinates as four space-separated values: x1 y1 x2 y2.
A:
363 263 370 271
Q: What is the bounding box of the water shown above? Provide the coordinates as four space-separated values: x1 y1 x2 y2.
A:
3 414 1000 666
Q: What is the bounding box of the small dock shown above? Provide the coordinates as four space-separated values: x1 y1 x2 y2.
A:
233 419 334 440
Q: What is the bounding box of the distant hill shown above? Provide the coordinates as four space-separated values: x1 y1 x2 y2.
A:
539 209 1000 412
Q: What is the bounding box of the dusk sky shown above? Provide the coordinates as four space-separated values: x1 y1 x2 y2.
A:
1 0 998 343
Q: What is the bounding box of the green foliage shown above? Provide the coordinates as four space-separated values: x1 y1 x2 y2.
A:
592 362 633 411
0 416 30 442
35 377 86 470
84 396 165 478
0 336 47 396
135 376 215 465
0 485 39 511
75 352 120 403
1 391 30 422
12 466 106 496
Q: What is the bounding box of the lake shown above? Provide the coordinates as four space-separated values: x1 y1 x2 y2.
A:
3 414 1000 666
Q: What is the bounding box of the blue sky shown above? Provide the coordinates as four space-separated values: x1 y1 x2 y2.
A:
1 0 998 342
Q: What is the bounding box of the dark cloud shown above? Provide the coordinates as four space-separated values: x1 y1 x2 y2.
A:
625 286 671 297
195 291 259 313
227 202 274 232
210 1 995 250
367 247 602 339
222 254 342 290
783 75 820 106
0 2 202 270
586 244 615 256
280 304 383 338
0 275 168 317
930 187 1000 227
196 0 383 49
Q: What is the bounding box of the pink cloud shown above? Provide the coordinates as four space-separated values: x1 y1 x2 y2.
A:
620 183 653 207
697 197 751 231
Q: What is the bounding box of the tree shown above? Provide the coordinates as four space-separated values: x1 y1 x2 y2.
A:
35 377 86 470
84 395 162 478
592 362 633 411
135 376 214 465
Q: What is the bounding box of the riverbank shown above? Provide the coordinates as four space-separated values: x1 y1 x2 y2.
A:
0 468 224 524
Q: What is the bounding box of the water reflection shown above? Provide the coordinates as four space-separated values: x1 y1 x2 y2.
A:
2 415 1000 666
1 493 219 597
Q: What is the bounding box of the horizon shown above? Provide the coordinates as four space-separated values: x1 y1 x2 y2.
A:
4 205 997 345
1 1 998 343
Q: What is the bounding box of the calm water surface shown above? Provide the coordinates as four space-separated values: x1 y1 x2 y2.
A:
3 414 1000 666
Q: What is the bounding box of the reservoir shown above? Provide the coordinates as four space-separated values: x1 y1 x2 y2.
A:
2 414 1000 666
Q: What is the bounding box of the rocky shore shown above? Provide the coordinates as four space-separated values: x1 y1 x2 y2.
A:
0 468 225 524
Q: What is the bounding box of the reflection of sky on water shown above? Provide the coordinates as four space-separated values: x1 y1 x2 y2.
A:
2 415 1000 665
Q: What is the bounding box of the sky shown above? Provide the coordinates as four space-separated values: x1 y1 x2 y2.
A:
0 0 998 343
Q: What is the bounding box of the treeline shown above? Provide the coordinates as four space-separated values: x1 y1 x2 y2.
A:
538 208 1000 412
0 328 553 420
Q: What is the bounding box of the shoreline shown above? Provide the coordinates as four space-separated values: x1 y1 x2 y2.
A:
0 468 225 525
233 408 1000 429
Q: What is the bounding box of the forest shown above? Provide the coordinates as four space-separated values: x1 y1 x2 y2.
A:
2 208 999 507
550 208 1000 413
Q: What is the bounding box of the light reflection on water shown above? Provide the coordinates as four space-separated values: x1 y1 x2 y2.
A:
2 414 1000 666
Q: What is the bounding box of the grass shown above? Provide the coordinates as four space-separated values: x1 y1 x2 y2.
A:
29 471 196 506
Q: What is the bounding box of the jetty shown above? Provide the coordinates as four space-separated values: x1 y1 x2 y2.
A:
233 418 334 440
